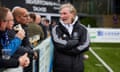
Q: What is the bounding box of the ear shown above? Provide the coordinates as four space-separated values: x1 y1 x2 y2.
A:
15 16 20 21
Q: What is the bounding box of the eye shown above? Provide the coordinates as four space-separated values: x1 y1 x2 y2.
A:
60 12 67 15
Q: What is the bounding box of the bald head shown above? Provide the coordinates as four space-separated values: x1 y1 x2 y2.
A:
12 7 28 17
12 7 29 24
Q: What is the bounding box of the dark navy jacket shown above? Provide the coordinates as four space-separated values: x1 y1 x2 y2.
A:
51 16 90 72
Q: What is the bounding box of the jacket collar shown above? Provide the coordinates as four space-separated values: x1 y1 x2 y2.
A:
60 16 78 27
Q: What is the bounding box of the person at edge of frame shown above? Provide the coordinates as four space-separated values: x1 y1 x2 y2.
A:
0 6 30 72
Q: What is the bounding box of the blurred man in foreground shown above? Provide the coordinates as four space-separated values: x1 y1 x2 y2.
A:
0 7 29 72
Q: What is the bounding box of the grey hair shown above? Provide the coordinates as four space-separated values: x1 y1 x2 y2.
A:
60 3 77 16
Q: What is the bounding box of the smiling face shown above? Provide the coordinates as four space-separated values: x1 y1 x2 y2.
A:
59 3 77 25
60 7 74 24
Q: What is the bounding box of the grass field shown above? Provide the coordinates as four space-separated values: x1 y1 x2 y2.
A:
84 43 120 72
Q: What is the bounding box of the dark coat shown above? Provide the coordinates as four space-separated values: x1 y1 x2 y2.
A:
13 23 34 72
51 18 90 72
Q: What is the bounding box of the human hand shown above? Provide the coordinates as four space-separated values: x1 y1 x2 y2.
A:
18 53 30 68
16 29 25 40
